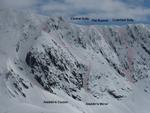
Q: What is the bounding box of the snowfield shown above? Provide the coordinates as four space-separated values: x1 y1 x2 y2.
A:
0 9 150 113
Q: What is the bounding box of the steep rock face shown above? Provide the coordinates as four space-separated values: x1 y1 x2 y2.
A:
25 34 88 100
98 25 150 81
22 15 150 101
1 10 150 113
58 24 150 82
5 68 31 98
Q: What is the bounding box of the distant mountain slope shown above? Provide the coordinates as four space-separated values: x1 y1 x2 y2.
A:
0 9 150 113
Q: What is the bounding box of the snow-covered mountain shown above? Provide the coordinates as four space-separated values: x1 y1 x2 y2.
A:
0 9 150 113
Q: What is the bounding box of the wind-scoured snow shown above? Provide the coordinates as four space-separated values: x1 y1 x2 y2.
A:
0 9 150 113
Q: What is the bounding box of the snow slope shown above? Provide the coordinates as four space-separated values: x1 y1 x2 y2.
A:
0 9 150 113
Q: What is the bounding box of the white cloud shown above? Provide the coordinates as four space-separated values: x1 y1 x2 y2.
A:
40 0 150 21
0 0 149 21
0 0 37 9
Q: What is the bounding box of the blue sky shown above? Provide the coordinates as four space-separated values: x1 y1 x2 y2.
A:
0 0 150 24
